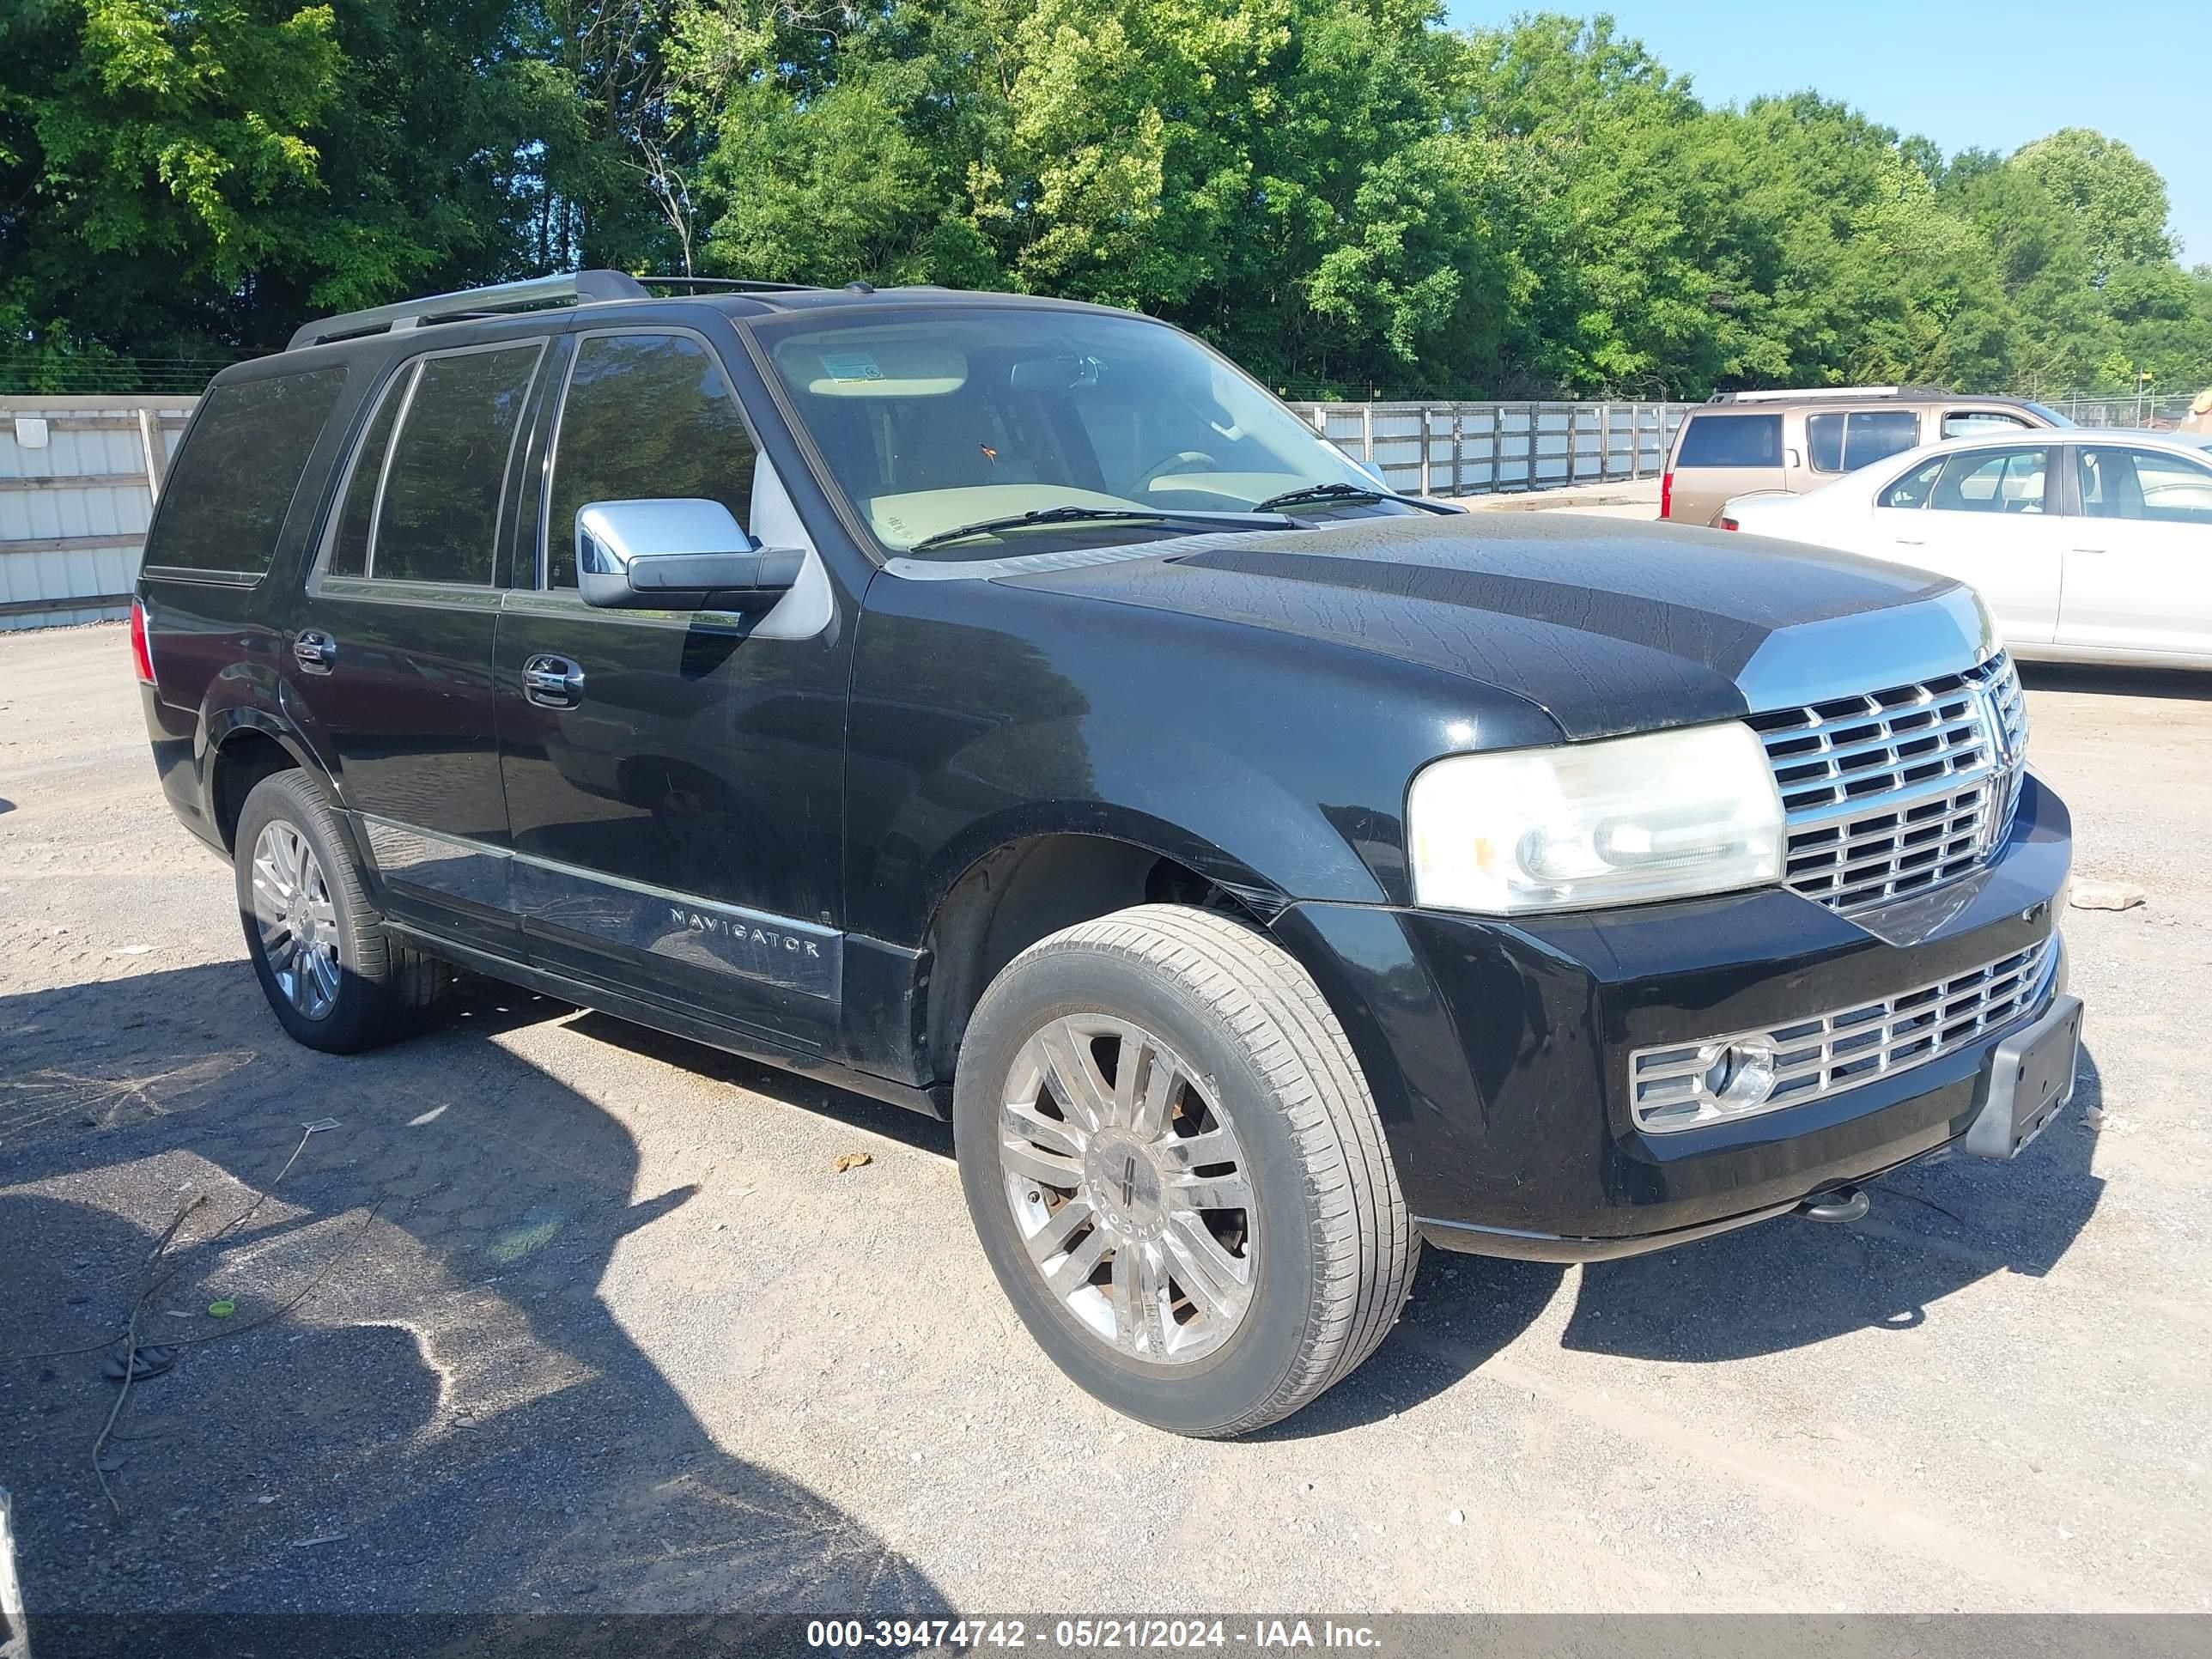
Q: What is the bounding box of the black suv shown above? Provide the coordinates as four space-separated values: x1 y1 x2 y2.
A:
133 272 2083 1436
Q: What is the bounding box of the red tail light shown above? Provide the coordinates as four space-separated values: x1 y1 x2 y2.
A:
1717 516 1741 532
130 597 155 685
1659 470 1674 519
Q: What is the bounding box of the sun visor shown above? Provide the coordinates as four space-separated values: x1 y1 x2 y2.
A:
781 337 969 398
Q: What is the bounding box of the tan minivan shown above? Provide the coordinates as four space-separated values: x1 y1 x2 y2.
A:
1659 388 2064 525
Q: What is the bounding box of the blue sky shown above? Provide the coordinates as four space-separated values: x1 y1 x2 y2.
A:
1446 3 2212 266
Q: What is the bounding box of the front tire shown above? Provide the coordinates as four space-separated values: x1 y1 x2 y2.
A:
953 904 1417 1436
233 770 447 1054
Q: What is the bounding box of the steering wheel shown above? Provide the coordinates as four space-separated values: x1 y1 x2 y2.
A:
1135 450 1222 491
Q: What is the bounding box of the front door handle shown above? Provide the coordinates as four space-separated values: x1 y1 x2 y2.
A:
2071 546 2106 556
522 653 585 708
1893 537 1927 546
293 629 336 672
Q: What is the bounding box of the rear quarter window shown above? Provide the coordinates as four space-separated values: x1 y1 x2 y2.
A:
1673 413 1782 469
142 368 348 578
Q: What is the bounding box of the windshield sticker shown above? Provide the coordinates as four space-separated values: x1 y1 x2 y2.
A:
818 351 883 383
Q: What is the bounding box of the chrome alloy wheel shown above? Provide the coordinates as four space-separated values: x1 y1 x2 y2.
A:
250 821 341 1020
1000 1014 1255 1363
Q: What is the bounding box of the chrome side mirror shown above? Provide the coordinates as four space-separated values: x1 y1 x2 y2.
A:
576 498 805 611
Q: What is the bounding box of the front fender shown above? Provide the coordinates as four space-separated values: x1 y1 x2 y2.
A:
842 574 1541 945
905 724 1393 936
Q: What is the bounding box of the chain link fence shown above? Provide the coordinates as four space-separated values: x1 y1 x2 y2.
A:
2032 392 2206 429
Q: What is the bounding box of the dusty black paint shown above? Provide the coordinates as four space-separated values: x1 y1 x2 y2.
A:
133 283 2075 1252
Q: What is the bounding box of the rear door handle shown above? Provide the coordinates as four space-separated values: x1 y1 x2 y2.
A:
1893 537 1927 546
522 653 586 708
2071 546 2106 555
293 629 336 672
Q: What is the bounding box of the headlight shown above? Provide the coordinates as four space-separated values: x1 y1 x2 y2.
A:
1407 722 1785 915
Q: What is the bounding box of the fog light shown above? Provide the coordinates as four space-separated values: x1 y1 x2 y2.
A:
1699 1039 1778 1109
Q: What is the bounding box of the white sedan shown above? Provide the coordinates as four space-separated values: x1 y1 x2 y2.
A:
1722 427 2212 668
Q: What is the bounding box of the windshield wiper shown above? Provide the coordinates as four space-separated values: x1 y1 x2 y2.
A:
906 503 1289 554
1253 481 1460 515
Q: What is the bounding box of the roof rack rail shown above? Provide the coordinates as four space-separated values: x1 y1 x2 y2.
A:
634 275 823 294
1707 385 1953 404
287 270 650 351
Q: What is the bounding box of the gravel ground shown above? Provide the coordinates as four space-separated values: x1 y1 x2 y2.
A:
1 617 2207 1617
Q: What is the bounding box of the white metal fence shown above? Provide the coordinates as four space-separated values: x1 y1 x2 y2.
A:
1286 400 1695 497
0 386 2198 629
2 396 190 631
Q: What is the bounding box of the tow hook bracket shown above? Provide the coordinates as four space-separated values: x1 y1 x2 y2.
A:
1794 1185 1870 1224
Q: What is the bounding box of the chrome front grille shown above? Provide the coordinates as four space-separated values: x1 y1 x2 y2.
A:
1631 933 2059 1133
1751 653 2027 913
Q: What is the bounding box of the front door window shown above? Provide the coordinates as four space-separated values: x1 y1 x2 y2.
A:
2075 447 2212 526
543 332 761 587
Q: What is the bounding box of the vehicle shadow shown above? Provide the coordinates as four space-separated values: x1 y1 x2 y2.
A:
1559 1048 2104 1363
0 963 948 1626
580 998 2105 1435
563 1012 957 1164
1280 1048 2106 1431
2019 662 2212 702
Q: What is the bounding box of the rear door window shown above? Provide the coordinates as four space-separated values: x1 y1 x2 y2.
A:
1807 410 1923 473
1929 447 2051 514
1673 413 1781 468
543 332 759 588
143 368 348 577
369 343 544 584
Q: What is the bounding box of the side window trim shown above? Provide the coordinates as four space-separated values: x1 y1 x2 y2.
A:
484 343 549 586
538 324 764 592
362 360 425 580
538 336 588 591
498 334 571 592
2052 444 2080 517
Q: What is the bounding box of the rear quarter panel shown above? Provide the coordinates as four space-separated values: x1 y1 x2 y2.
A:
137 350 373 838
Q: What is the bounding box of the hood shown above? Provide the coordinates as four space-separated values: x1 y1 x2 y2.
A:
988 513 1984 740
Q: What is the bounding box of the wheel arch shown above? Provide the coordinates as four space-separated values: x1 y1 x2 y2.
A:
204 714 322 854
918 820 1283 1088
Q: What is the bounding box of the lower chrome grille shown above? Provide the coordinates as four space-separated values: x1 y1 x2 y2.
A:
1752 654 2027 914
1630 933 2058 1133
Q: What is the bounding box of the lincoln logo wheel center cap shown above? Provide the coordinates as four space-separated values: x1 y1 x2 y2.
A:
1085 1133 1165 1242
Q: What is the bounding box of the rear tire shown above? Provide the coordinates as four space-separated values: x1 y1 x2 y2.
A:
953 903 1417 1436
233 770 447 1054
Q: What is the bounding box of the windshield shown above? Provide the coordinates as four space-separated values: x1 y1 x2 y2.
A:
2021 401 2076 428
757 307 1407 556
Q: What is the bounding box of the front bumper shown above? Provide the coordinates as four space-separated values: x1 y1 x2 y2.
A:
1270 771 2075 1261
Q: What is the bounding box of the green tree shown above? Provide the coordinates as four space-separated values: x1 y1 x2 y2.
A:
0 0 580 362
2012 127 2175 283
6 0 2211 400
